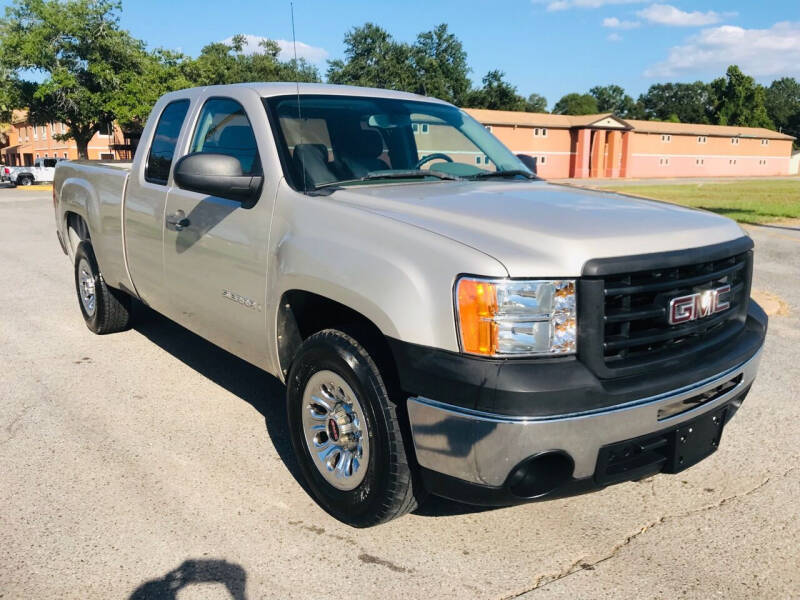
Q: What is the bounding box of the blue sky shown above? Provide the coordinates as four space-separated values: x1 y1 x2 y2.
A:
4 0 800 109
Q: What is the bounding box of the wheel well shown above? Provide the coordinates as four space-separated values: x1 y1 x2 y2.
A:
277 290 402 394
65 211 90 255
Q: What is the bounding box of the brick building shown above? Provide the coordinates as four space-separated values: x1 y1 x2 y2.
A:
1 110 132 166
464 108 796 179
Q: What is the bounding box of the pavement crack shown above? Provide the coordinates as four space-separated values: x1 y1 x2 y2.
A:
500 467 795 599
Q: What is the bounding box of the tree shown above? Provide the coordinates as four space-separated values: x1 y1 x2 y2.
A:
326 23 415 91
410 24 471 105
638 82 715 124
463 70 532 111
589 84 638 117
552 93 598 115
524 93 548 113
0 0 148 158
713 65 773 129
765 77 800 140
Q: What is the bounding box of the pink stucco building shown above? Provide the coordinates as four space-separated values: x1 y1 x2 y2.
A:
464 108 796 179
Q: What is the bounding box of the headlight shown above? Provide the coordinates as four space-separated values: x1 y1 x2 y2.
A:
456 277 576 357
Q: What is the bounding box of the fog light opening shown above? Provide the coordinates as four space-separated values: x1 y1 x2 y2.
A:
506 451 574 498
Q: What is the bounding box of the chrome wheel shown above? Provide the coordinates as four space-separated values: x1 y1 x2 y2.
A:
77 257 96 316
301 370 370 490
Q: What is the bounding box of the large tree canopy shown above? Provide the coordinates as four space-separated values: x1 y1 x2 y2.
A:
713 65 773 129
552 93 598 115
589 85 640 118
0 0 148 157
638 82 715 124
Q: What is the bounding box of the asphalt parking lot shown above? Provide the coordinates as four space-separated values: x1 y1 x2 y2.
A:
1 184 798 599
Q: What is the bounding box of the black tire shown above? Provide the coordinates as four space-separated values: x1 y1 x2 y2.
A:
286 329 419 527
74 241 131 334
19 175 33 186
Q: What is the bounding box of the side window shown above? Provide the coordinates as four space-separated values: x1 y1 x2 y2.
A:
145 99 190 185
190 98 261 175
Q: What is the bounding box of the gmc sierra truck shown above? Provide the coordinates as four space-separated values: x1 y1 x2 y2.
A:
53 83 767 527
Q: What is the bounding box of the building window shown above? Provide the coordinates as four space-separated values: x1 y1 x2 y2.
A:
475 156 481 164
420 123 429 134
731 137 739 145
533 127 548 138
697 136 707 144
411 123 418 133
484 156 490 165
695 158 705 165
33 127 38 140
540 155 547 164
659 158 669 166
63 152 68 159
534 128 539 136
761 139 769 146
661 134 671 142
41 125 46 139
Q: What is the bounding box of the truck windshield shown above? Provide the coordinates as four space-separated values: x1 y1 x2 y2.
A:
264 94 533 191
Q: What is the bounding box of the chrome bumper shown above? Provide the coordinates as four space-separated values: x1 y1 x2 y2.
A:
407 350 762 487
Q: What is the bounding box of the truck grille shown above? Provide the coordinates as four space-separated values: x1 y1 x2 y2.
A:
602 252 748 364
578 239 753 378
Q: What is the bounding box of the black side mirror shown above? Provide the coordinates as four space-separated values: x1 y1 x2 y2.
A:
173 153 263 204
516 153 538 175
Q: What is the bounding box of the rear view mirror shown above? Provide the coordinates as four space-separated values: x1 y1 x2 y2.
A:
173 153 263 204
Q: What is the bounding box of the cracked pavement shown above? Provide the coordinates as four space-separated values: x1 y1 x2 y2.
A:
1 188 798 599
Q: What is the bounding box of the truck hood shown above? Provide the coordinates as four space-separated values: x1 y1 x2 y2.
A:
330 180 746 277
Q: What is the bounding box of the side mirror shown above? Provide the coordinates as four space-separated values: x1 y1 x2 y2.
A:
173 153 263 204
516 154 538 175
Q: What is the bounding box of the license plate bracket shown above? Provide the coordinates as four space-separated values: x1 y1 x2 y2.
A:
662 406 727 473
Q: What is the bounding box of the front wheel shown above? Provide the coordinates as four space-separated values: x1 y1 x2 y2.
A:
286 329 419 527
74 241 131 334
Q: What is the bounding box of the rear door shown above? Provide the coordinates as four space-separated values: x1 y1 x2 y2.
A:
124 97 192 308
161 90 271 367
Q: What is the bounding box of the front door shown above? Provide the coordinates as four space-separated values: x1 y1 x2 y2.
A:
162 96 270 367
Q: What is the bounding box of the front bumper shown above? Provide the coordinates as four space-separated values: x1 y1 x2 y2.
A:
396 304 766 505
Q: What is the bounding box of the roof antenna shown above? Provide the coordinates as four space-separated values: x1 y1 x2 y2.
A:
290 2 307 192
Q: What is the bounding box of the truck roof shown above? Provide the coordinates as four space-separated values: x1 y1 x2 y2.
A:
160 82 452 105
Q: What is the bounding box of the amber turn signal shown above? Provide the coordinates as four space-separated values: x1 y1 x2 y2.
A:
456 278 498 355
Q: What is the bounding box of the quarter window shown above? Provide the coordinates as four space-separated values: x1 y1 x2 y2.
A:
190 98 261 176
145 99 190 185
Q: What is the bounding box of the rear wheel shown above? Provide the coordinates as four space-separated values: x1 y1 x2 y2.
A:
287 329 419 527
74 241 131 334
18 175 33 186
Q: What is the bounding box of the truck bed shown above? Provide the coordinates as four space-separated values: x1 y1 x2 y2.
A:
54 160 133 292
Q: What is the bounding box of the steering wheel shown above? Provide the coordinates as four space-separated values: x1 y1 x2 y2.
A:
415 153 454 169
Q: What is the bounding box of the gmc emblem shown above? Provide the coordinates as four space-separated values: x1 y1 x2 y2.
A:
668 285 731 325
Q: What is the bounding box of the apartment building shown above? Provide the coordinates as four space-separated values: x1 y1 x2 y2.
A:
464 108 796 179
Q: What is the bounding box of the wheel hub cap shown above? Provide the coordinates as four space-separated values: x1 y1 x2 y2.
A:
78 258 96 316
301 370 369 491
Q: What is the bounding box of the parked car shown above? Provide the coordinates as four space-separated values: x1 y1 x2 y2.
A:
7 157 62 186
53 83 767 526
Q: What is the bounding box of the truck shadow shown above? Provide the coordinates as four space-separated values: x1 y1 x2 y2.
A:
128 558 246 599
130 301 499 519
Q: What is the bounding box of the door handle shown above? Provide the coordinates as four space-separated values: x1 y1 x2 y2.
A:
166 210 190 231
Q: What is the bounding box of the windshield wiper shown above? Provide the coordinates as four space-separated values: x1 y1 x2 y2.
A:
470 169 536 180
313 170 458 190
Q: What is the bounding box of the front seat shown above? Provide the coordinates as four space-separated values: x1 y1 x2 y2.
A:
336 129 389 178
292 143 336 188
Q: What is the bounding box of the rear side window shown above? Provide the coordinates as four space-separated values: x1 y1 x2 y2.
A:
145 99 190 185
190 98 261 175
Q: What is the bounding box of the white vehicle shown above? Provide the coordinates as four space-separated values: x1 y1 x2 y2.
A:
6 157 62 186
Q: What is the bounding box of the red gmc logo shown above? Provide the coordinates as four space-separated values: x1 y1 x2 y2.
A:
668 285 731 325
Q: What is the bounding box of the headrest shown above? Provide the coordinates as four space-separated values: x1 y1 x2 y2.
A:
340 129 384 159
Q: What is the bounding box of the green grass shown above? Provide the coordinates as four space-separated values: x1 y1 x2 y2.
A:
596 179 800 224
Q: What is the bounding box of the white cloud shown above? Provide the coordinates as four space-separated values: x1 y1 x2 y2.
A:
603 17 640 29
645 21 800 77
221 34 328 63
637 4 724 26
532 0 645 11
607 32 623 41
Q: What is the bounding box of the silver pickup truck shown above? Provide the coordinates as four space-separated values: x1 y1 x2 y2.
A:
54 83 766 526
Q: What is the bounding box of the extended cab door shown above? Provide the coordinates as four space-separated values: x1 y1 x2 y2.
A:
161 92 272 368
124 97 191 309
